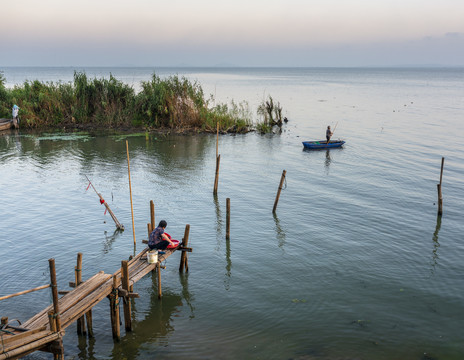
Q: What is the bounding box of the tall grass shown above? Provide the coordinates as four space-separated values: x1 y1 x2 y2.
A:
0 71 278 133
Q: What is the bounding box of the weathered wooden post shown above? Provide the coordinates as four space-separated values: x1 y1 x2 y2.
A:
179 224 190 272
226 198 231 240
216 122 219 158
150 200 155 230
121 260 132 331
273 170 287 213
147 223 152 237
213 155 221 195
75 253 86 336
109 275 120 341
437 157 444 216
1 317 7 327
48 259 61 331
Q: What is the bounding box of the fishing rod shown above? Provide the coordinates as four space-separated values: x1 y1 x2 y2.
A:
85 175 124 231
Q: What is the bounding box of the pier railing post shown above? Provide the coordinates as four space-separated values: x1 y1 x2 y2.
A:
121 260 132 331
75 253 86 336
179 224 190 272
109 275 121 341
273 170 287 213
48 259 61 331
150 200 155 230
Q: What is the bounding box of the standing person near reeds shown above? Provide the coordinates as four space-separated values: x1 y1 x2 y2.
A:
12 105 19 128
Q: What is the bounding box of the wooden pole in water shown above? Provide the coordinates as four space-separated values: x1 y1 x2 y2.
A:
179 224 190 272
437 157 444 216
150 200 155 230
157 262 162 299
273 170 287 213
0 284 50 301
109 275 120 341
121 260 132 331
126 140 136 247
75 253 86 336
48 259 61 331
226 198 231 240
147 223 152 237
216 122 219 158
85 175 124 230
213 155 221 195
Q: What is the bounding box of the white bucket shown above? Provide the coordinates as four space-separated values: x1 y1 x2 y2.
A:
147 250 158 264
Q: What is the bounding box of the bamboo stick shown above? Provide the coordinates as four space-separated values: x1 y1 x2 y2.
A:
0 284 50 302
216 122 219 158
85 175 124 230
126 140 136 247
179 224 190 272
226 198 231 240
0 331 63 360
273 170 287 213
213 155 221 195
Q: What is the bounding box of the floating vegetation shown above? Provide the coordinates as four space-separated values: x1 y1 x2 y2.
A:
291 298 308 303
0 71 282 134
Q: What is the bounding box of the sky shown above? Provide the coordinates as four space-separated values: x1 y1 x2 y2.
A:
2 0 464 67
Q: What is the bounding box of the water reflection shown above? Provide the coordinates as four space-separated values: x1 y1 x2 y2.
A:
324 150 331 173
179 273 195 318
273 213 286 249
430 215 442 275
102 229 124 254
77 334 96 359
224 238 232 291
110 275 184 360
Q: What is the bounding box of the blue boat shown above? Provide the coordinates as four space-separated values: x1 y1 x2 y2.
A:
302 140 345 149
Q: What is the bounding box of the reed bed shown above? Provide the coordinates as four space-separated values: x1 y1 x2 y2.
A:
0 71 279 133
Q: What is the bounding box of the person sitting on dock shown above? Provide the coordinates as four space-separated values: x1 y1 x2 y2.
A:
148 220 174 254
326 125 333 143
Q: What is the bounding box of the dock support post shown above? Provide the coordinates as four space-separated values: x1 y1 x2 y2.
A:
109 275 121 341
150 200 155 230
1 317 7 327
147 223 152 237
75 253 86 336
121 260 132 331
48 259 61 331
273 170 286 213
157 262 162 299
437 157 444 216
226 198 231 240
213 155 221 195
179 224 190 272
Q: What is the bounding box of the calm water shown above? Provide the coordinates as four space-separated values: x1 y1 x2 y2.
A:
0 67 463 359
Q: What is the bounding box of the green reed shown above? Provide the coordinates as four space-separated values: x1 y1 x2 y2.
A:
0 71 277 133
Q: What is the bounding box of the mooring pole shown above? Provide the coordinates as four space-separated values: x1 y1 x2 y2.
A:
179 224 190 272
147 223 152 237
216 122 219 158
273 170 287 213
213 155 221 195
48 259 61 331
226 198 231 240
437 157 444 216
121 260 132 331
126 140 136 247
150 200 155 231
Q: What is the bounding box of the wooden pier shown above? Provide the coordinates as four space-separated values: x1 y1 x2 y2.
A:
0 223 192 359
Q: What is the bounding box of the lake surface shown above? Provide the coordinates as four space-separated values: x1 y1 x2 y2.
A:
1 67 463 359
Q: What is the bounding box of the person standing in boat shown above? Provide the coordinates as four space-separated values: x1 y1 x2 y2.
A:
12 105 20 128
326 125 333 143
148 220 174 254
